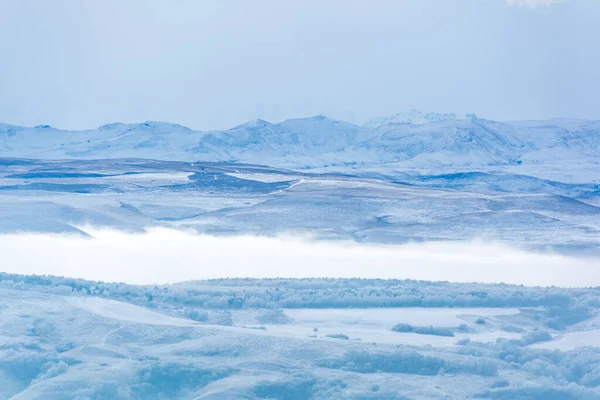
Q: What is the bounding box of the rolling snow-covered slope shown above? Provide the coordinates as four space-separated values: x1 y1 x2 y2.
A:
0 159 598 253
4 277 600 399
0 122 201 161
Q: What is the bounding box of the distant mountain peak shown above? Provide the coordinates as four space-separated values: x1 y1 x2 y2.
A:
98 122 128 130
364 110 475 128
284 115 337 123
231 119 272 130
138 121 192 130
97 121 193 133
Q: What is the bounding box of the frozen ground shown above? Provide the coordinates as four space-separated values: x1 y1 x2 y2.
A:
1 113 600 398
3 276 600 399
0 158 598 255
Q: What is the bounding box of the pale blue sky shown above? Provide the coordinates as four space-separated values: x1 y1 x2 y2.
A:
0 0 597 130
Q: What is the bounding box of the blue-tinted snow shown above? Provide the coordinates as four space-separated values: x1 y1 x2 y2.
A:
1 114 600 398
1 116 599 180
0 158 598 254
3 276 600 399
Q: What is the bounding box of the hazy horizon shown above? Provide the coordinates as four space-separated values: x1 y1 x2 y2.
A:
1 0 598 131
1 109 597 132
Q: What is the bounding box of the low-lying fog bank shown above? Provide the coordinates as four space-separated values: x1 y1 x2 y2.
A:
0 227 597 286
0 228 600 286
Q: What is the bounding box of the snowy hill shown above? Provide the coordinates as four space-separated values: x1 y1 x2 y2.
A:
6 277 600 399
187 115 378 167
353 117 527 168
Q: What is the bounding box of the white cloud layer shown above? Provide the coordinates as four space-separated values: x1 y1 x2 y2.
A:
0 228 597 287
505 0 565 8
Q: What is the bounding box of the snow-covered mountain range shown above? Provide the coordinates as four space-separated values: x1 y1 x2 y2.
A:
1 113 599 182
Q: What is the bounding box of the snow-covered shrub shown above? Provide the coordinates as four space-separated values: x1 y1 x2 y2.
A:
543 305 591 330
490 379 509 388
326 333 350 340
183 309 208 322
133 361 233 398
32 360 68 383
213 311 233 326
391 323 454 337
0 352 78 397
391 323 413 333
519 330 552 345
475 383 600 400
4 273 600 320
318 350 497 376
255 309 292 324
254 375 316 400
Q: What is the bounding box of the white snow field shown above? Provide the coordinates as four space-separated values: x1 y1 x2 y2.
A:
1 112 600 399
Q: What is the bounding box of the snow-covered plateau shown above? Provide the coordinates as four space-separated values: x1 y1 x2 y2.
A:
1 112 600 399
